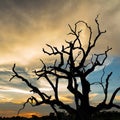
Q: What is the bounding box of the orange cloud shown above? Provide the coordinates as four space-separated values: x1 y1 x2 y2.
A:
89 93 98 100
115 96 120 101
59 96 73 103
0 110 42 118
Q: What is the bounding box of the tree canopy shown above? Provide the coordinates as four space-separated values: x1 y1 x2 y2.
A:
10 15 120 120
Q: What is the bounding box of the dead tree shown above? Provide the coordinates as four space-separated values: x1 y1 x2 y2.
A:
10 16 120 120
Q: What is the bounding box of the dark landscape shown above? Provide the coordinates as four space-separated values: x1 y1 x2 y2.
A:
0 111 120 120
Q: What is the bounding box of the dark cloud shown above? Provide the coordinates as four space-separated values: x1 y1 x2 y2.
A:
0 102 53 117
0 0 84 34
0 64 33 91
0 102 19 111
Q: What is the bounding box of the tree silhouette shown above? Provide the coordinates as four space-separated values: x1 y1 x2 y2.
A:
10 15 120 120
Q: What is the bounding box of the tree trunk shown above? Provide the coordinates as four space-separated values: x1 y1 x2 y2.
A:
75 78 92 120
74 108 92 120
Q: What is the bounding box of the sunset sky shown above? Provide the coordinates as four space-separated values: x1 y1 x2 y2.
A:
0 0 120 118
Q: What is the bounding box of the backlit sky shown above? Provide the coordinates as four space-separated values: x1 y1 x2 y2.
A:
0 0 120 118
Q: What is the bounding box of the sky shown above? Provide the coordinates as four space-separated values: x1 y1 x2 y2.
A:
0 0 120 118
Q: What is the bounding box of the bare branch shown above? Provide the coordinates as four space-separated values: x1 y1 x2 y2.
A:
10 64 46 100
91 66 106 87
18 97 33 115
74 51 81 62
112 104 120 109
85 47 112 76
109 87 120 105
103 72 112 103
76 20 92 47
91 15 106 49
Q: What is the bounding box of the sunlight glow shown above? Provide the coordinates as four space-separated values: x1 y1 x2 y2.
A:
19 112 42 118
59 96 73 103
0 87 30 94
115 96 120 101
0 95 13 103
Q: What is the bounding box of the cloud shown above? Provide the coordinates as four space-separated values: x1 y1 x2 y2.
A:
0 88 31 104
0 0 119 65
89 93 98 100
0 65 35 103
115 96 120 101
0 87 30 94
59 95 73 104
0 65 30 88
94 56 113 71
0 102 42 117
0 64 71 104
0 94 13 103
0 110 16 117
0 102 53 117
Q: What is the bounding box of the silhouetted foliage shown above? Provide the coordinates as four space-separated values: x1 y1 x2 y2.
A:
1 111 120 120
10 15 120 120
